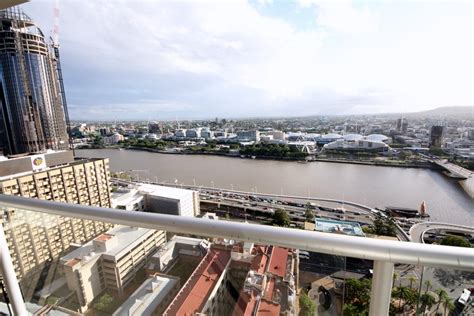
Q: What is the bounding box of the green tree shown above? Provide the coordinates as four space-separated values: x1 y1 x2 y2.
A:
440 235 471 248
305 203 315 221
419 293 436 314
424 280 432 295
342 303 360 315
408 276 417 290
392 286 416 311
444 297 455 315
273 209 290 227
435 288 449 315
94 293 117 313
344 278 371 315
369 214 397 237
299 292 316 316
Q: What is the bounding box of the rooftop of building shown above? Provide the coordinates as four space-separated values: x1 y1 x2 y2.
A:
151 235 209 261
163 248 231 316
268 247 289 278
256 299 281 315
113 274 179 316
315 218 364 236
61 225 157 267
235 245 294 316
138 183 196 200
111 188 143 205
0 150 107 180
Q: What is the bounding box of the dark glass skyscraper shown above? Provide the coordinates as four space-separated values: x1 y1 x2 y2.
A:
0 8 69 155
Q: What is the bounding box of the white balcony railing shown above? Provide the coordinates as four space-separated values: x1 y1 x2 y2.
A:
1 194 473 316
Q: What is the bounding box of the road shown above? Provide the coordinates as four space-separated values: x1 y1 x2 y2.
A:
408 222 474 243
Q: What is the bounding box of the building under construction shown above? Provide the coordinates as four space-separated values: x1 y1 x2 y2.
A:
0 8 70 155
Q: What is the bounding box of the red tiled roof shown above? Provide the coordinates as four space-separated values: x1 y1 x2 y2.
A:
94 233 113 242
268 247 289 278
65 258 80 267
163 248 231 316
264 277 275 300
233 291 258 316
257 299 281 315
250 246 270 274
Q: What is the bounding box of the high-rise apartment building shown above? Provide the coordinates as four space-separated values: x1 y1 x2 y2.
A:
0 8 70 155
0 151 113 279
430 125 445 148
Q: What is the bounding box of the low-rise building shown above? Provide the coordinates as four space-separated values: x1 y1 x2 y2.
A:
111 184 200 217
113 274 180 316
323 138 391 152
185 128 202 139
237 130 260 142
103 133 124 145
163 247 233 316
139 184 200 217
174 129 187 138
61 226 167 312
148 236 210 272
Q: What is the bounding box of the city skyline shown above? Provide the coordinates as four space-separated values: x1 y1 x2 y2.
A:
23 0 473 120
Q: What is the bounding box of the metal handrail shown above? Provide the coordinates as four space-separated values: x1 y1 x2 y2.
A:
1 194 473 270
1 194 473 316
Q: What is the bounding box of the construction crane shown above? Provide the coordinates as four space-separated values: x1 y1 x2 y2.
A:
51 0 74 153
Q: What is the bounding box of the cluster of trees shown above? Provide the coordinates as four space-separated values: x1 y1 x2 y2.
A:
362 214 397 237
240 143 307 158
343 276 455 316
272 209 291 227
440 235 471 248
118 138 173 149
299 291 316 316
93 293 119 314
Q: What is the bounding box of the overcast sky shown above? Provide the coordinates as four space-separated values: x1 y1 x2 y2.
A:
23 0 473 120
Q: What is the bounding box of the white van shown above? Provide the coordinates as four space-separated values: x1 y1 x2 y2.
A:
458 289 471 306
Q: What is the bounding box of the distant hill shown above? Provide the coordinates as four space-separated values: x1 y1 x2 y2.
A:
410 106 473 118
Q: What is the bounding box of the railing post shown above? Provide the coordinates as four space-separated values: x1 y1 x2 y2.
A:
0 224 28 315
369 260 394 316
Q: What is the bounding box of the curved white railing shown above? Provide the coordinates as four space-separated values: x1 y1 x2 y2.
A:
1 194 473 316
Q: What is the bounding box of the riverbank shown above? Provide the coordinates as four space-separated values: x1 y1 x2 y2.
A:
107 146 434 169
76 148 474 225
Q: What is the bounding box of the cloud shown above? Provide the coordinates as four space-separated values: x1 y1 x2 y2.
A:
23 0 473 119
298 0 379 34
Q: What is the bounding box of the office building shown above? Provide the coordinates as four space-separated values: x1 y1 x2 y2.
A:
237 130 260 142
0 9 70 155
61 226 167 312
185 128 202 139
430 125 445 148
0 150 113 279
201 127 214 140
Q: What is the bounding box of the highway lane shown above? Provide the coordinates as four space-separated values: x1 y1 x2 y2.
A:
409 222 474 243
